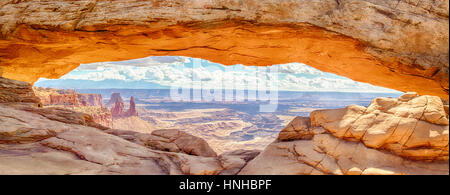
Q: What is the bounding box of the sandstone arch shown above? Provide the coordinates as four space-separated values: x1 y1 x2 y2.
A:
0 0 448 98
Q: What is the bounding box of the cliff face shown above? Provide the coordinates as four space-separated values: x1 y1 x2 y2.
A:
0 0 448 98
78 94 104 107
0 77 41 105
128 96 138 117
33 87 112 128
35 88 103 107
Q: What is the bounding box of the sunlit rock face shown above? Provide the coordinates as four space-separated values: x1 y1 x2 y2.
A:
34 88 104 107
0 0 448 98
240 93 449 175
33 87 113 128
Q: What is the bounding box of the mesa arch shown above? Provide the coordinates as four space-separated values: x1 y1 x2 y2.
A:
0 0 448 98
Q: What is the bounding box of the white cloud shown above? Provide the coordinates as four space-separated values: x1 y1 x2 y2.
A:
51 57 399 93
277 63 324 75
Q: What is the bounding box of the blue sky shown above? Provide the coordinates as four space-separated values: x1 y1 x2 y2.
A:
35 56 400 93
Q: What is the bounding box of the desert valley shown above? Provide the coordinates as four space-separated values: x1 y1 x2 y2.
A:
33 87 402 154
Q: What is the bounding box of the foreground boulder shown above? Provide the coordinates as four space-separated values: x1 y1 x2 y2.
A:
218 149 261 175
240 93 449 175
310 92 449 161
105 129 218 157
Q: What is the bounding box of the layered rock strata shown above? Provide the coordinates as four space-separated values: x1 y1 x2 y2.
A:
33 87 112 128
0 77 41 105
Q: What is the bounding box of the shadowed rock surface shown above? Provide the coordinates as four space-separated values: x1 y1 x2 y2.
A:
0 77 41 105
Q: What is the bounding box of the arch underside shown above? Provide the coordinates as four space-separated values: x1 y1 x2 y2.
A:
0 22 447 98
1 0 448 98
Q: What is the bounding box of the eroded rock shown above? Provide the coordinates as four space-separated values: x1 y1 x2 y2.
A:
0 103 223 175
240 134 449 175
105 128 218 158
310 94 449 161
151 129 218 157
0 77 40 105
240 93 449 175
218 149 261 175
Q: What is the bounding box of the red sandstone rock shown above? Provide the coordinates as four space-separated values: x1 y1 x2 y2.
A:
0 77 41 105
240 93 449 175
34 88 104 107
49 94 79 106
78 94 104 107
1 77 449 175
126 96 138 117
110 94 138 118
107 93 124 106
33 87 112 128
111 99 125 118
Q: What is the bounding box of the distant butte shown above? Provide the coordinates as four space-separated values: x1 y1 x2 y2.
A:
110 93 138 118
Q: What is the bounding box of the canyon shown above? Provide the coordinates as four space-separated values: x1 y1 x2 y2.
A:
1 75 448 175
33 88 156 133
0 77 260 174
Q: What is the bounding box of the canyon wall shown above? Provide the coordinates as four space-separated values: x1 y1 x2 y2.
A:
33 87 112 128
0 0 448 98
35 88 103 107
